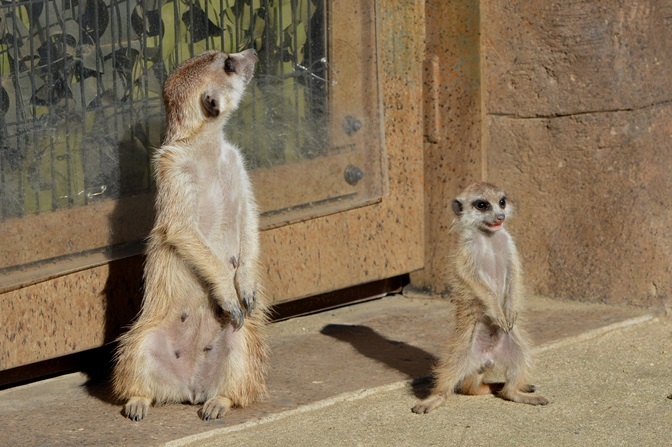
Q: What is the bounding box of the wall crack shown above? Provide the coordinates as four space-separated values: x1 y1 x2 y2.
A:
488 98 672 120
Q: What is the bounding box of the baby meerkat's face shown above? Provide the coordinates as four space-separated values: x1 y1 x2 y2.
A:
451 182 512 233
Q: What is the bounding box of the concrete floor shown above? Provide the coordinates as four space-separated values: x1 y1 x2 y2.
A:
0 293 662 447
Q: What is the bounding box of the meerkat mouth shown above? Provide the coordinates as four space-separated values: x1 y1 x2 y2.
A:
486 222 503 231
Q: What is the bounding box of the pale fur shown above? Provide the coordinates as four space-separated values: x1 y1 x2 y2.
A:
413 182 548 414
112 50 269 421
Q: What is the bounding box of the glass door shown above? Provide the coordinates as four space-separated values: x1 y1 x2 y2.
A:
0 0 423 373
0 0 385 289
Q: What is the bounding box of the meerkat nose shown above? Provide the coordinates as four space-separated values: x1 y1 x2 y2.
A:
496 213 505 221
244 49 258 60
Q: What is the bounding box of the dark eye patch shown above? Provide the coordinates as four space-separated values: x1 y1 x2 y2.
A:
472 200 490 211
499 197 507 208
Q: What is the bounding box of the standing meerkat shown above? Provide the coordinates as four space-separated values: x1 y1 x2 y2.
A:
112 49 268 421
412 182 548 414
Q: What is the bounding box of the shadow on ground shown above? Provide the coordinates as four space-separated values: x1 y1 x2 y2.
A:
320 323 436 398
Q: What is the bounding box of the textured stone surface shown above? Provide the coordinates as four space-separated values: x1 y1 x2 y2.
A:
176 315 671 447
487 107 672 306
0 257 143 369
483 1 672 116
482 0 672 306
410 0 483 293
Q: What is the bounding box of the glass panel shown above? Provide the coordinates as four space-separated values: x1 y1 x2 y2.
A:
0 0 384 285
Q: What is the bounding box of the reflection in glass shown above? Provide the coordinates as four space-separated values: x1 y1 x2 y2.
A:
0 0 383 282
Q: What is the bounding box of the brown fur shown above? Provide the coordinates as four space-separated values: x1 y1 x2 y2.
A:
112 50 269 421
412 182 548 414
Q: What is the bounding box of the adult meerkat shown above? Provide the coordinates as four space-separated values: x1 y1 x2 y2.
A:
112 49 268 421
412 182 548 414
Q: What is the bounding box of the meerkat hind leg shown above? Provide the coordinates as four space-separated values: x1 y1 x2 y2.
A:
456 357 496 395
499 380 548 405
412 335 481 414
197 323 266 421
496 334 548 405
498 360 549 406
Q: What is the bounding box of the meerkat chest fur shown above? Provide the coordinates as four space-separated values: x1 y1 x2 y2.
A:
468 230 512 297
195 135 245 241
159 133 247 259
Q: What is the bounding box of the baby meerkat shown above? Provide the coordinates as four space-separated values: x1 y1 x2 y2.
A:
412 182 548 414
112 49 268 421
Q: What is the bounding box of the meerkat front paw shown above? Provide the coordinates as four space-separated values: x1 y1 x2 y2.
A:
214 280 246 329
240 289 257 315
489 312 511 332
218 300 245 330
504 305 518 329
234 262 258 316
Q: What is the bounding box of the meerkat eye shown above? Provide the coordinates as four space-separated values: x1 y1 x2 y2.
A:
499 197 507 208
473 200 490 211
224 57 235 73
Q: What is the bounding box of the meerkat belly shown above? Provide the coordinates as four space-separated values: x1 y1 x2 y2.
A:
472 321 506 365
191 324 241 402
149 299 225 401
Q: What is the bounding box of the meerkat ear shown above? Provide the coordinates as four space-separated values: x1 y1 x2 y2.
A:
452 199 463 216
201 91 221 118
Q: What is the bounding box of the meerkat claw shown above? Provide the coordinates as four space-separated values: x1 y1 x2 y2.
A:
242 290 256 315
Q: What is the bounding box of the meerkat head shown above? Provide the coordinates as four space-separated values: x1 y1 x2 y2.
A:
162 49 258 143
451 182 512 233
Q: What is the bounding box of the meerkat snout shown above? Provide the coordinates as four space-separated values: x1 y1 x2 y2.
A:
225 49 258 83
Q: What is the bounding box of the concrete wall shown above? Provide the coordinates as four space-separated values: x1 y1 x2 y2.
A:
482 1 672 306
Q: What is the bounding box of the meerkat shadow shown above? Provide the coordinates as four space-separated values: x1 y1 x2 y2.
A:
82 360 120 405
320 324 437 398
81 124 160 406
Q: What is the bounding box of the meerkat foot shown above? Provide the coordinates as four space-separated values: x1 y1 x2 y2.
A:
201 396 233 421
412 393 447 414
498 389 548 406
124 396 151 421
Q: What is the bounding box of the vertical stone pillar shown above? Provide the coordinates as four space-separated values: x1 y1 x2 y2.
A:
410 0 484 293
